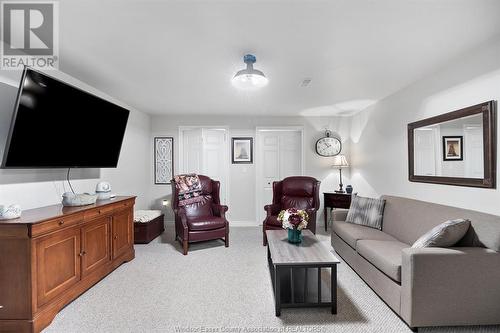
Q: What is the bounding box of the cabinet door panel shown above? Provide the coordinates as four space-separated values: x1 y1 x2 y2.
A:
36 227 81 307
112 209 133 259
82 217 111 276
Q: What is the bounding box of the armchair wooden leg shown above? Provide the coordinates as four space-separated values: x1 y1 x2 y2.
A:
263 230 267 246
225 233 229 248
182 240 188 255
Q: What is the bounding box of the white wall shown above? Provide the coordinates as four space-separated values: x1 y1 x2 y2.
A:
0 70 152 210
349 36 500 215
6 36 499 219
150 115 351 225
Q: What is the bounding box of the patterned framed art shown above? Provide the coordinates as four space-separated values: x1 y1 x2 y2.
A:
154 137 174 184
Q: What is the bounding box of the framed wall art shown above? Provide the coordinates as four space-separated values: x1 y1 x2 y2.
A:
232 137 253 164
154 137 174 184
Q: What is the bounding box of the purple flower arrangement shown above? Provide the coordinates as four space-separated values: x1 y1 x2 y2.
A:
278 208 309 231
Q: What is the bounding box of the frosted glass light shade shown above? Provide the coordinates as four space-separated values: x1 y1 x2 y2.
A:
232 70 268 89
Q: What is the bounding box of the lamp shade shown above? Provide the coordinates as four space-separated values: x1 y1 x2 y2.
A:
332 155 349 168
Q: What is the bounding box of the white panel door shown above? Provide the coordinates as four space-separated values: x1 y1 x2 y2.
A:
414 128 436 176
464 125 484 178
260 133 280 223
181 128 203 174
256 129 303 223
280 131 302 178
180 127 228 204
202 129 228 204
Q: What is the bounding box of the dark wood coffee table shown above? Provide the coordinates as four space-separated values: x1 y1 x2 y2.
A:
266 229 340 316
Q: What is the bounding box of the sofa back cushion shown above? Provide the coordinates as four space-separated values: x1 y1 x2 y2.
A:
184 196 213 218
280 176 318 210
281 196 314 210
381 195 500 251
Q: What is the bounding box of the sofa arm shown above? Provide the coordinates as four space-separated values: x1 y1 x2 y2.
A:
173 208 189 240
401 247 500 327
264 204 281 217
332 209 348 222
212 204 228 219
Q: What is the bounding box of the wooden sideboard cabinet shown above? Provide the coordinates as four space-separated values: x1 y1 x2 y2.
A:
0 196 135 333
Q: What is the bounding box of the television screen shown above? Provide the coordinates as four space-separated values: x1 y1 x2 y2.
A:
2 68 130 168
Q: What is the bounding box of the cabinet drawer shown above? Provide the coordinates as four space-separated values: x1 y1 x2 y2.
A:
112 200 133 212
31 214 83 237
84 206 114 221
324 194 352 208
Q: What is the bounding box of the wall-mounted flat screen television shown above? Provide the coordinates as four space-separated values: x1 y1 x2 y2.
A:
1 68 130 168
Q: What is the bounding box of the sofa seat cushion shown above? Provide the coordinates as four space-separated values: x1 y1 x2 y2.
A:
187 216 226 231
356 239 409 282
332 220 397 249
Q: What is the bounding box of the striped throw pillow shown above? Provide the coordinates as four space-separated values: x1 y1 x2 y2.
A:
412 219 470 248
346 195 386 230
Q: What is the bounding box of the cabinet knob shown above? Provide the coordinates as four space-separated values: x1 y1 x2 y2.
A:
58 221 64 225
98 210 102 214
0 305 3 309
78 252 83 257
113 235 118 240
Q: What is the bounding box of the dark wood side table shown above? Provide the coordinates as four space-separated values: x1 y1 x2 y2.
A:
324 192 352 231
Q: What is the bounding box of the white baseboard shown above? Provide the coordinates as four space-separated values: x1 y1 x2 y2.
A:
229 220 259 227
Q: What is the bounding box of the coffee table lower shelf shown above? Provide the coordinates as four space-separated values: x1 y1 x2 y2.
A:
267 246 338 316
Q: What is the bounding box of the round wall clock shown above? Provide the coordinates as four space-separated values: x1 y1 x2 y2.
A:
315 131 342 157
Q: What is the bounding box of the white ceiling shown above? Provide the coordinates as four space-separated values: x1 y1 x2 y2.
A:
53 1 500 115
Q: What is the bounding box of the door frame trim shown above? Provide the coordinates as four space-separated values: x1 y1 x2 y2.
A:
255 126 305 225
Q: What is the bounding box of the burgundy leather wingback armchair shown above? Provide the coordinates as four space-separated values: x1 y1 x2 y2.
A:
171 175 229 255
262 176 320 245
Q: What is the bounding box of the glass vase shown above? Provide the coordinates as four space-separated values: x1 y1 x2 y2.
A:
287 228 302 244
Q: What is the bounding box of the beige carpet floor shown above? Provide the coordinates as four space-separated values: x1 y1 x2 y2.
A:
44 225 500 333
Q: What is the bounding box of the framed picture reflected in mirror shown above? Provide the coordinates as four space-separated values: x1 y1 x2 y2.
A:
442 136 463 161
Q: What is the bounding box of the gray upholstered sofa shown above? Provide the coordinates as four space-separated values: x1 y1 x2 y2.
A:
331 195 500 330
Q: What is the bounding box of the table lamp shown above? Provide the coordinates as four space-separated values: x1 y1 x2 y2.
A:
332 155 349 193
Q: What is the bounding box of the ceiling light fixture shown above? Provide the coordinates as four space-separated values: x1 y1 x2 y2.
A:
232 54 268 90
